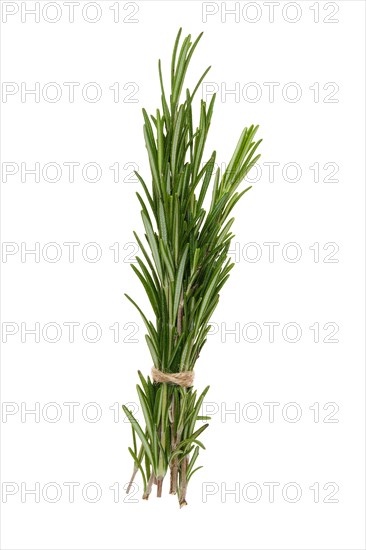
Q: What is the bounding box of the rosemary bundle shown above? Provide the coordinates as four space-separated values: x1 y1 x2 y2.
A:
123 29 261 507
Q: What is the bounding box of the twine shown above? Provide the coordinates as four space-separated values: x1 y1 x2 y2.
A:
151 367 194 388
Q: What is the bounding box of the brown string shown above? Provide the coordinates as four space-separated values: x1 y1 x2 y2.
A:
151 367 194 388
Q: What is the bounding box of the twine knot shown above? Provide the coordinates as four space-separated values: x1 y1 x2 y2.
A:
151 367 194 388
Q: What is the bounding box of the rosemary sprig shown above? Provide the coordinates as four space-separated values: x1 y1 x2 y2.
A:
123 29 261 506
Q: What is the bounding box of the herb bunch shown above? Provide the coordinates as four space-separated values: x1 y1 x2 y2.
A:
123 29 261 506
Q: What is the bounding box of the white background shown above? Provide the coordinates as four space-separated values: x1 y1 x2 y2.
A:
1 1 365 549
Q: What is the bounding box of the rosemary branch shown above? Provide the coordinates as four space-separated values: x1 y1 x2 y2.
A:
123 28 261 506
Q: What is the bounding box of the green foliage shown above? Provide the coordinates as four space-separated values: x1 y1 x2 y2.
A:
126 29 261 375
124 29 261 504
